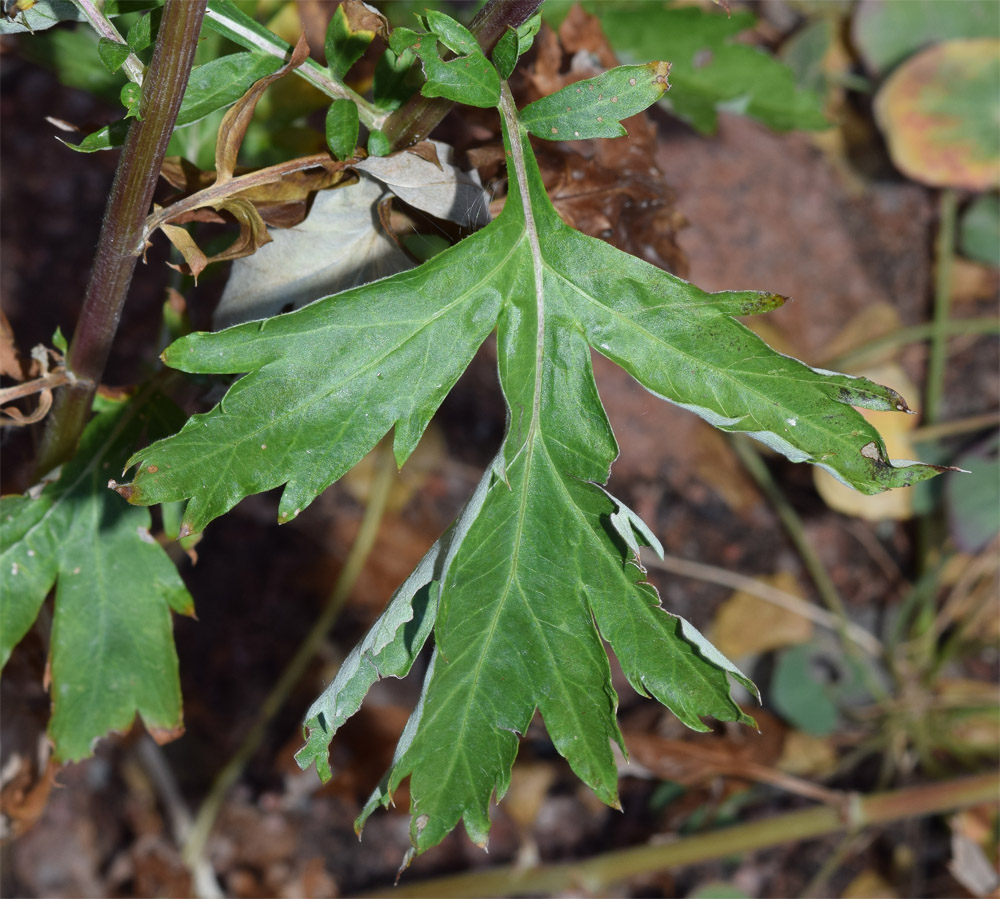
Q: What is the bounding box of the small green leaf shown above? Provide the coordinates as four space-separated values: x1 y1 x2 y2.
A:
325 0 376 81
492 27 518 81
596 3 829 135
366 128 391 157
51 326 67 354
516 13 542 58
492 12 540 79
0 395 193 762
97 37 130 74
120 81 142 118
395 12 501 108
325 98 359 160
521 62 672 141
960 193 1000 265
125 7 160 53
61 119 131 153
424 8 479 56
373 46 418 111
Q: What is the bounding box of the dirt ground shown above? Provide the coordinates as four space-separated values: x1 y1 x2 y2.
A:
1 6 998 898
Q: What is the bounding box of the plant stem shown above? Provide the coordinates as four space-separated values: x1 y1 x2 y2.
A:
34 0 206 479
925 189 958 424
181 443 397 883
642 551 883 655
365 772 998 898
203 0 383 128
381 0 544 150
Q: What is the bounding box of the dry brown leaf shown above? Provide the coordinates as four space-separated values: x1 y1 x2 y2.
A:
150 35 319 278
776 730 838 778
622 711 839 804
710 571 814 658
0 310 34 381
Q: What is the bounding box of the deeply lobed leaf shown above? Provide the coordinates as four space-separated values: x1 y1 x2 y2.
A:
123 51 943 858
1 396 193 761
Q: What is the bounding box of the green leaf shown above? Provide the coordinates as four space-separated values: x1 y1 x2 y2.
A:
123 76 942 855
423 8 479 56
521 62 672 141
125 6 161 53
0 395 193 762
515 13 542 58
325 98 359 160
66 51 285 152
120 81 142 118
97 37 131 74
852 0 1000 74
492 27 519 82
395 11 501 108
594 3 829 135
960 193 1000 266
492 15 542 82
325 0 375 81
178 52 286 127
366 128 391 157
372 46 418 111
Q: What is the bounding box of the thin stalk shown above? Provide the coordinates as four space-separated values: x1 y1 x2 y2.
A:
75 0 146 86
181 444 397 883
641 551 883 656
822 316 999 371
925 189 958 424
34 0 206 478
729 438 852 639
203 0 383 128
364 773 998 898
910 411 1000 443
381 0 544 150
729 436 891 704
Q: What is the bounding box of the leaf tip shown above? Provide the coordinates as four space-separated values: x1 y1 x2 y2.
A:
645 60 672 92
110 479 137 503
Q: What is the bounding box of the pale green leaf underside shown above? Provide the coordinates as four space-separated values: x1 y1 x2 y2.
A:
126 75 940 857
0 399 192 762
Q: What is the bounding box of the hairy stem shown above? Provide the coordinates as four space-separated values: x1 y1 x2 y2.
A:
34 0 206 478
381 0 543 150
367 772 998 898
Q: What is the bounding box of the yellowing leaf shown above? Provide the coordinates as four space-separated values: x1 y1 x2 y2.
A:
875 39 1000 190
